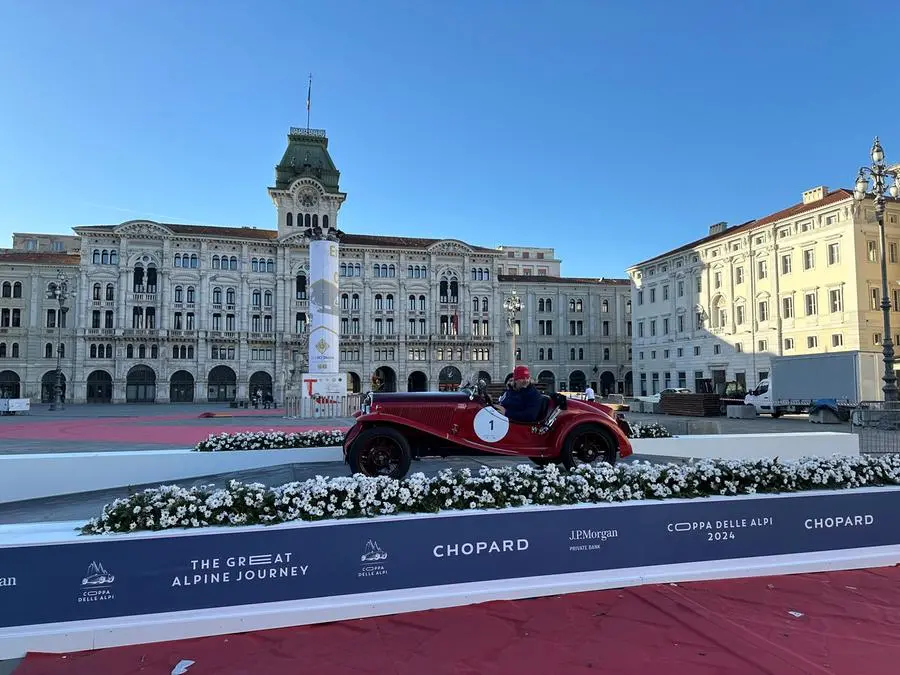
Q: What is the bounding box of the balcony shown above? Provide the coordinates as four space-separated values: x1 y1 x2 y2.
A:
85 328 118 336
168 330 197 339
123 328 162 337
248 332 276 342
208 330 239 340
130 291 157 303
370 334 399 343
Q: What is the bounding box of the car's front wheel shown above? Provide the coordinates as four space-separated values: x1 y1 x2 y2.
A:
348 426 412 479
560 424 617 470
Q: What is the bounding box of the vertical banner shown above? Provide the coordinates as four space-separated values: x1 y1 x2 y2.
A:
308 239 340 373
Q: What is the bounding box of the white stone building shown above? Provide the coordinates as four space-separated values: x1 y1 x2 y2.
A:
0 128 632 404
626 186 900 397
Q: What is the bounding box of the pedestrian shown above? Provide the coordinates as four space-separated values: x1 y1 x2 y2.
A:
584 384 595 401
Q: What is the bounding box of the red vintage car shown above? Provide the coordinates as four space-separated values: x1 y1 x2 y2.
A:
343 382 634 479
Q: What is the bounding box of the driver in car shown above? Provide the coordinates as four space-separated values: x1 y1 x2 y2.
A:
494 365 544 423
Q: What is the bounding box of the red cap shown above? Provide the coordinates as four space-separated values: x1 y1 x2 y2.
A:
513 365 530 380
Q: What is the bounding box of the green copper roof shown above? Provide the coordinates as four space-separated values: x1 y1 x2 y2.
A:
271 128 341 192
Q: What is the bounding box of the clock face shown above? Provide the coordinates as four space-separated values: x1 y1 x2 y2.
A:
298 189 318 208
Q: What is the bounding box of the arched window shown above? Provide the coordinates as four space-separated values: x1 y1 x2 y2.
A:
212 287 222 304
266 259 274 273
342 294 350 310
602 299 609 312
174 286 183 303
12 282 22 298
225 287 236 305
547 348 553 360
132 265 144 292
373 264 381 278
296 273 307 300
126 344 134 359
105 284 114 301
90 344 97 358
625 300 631 313
251 258 259 272
323 215 329 228
576 299 583 312
341 263 348 276
473 297 480 312
352 293 360 310
92 283 100 300
105 344 112 359
12 343 19 357
0 343 6 358
264 290 272 307
190 254 198 268
578 348 584 360
603 347 610 361
375 294 383 310
449 280 458 303
186 286 195 303
482 297 488 312
139 344 146 359
230 256 238 270
252 289 261 306
174 254 182 268
570 348 576 360
380 264 388 277
546 299 552 312
101 250 110 265
312 214 318 228
212 255 220 269
439 279 448 302
386 294 394 310
92 250 100 264
286 213 293 227
539 348 545 360
471 267 477 280
110 250 118 265
484 269 490 280
538 298 545 312
45 343 53 358
146 265 157 291
151 344 158 359
304 213 311 228
354 263 361 277
1 282 10 298
172 346 179 359
388 264 396 277
569 299 576 312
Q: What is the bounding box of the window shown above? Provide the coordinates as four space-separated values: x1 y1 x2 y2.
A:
735 343 743 353
804 292 817 316
735 267 744 284
868 241 878 262
736 304 745 325
296 273 307 300
827 242 840 265
649 288 656 303
832 334 843 347
603 347 610 361
871 288 880 310
175 286 184 303
758 340 767 352
757 260 768 279
225 287 235 305
781 254 792 275
697 275 702 292
663 285 669 300
782 296 793 318
603 320 610 336
650 320 656 337
874 333 882 345
830 289 843 313
758 300 769 322
893 288 900 311
677 280 684 297
889 242 898 263
638 322 644 338
693 346 701 356
713 344 721 355
637 290 643 305
714 272 721 289
802 249 815 270
784 338 794 351
807 336 818 349
677 315 684 332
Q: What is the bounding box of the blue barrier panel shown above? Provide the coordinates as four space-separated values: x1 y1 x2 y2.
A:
1 488 898 629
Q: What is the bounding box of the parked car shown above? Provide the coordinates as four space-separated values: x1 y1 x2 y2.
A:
635 388 691 405
343 380 634 479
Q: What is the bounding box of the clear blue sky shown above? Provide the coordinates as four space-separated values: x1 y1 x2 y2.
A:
0 1 894 278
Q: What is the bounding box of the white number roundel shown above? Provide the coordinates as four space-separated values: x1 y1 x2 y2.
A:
473 407 510 443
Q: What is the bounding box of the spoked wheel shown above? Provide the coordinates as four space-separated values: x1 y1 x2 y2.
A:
560 424 617 470
348 427 412 479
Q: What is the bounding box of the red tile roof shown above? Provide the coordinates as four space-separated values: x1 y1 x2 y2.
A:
630 188 855 268
499 274 630 286
0 250 80 265
77 223 497 252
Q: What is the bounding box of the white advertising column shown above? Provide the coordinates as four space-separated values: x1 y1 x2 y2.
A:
308 238 340 374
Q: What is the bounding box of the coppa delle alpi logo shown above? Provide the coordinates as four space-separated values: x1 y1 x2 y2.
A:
359 540 388 578
78 561 115 604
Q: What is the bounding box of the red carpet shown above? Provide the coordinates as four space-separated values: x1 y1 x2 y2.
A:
14 566 900 674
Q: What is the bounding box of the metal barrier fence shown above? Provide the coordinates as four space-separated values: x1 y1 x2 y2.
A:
283 394 363 419
851 400 900 455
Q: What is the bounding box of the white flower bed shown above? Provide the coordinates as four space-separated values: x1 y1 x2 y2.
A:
628 422 672 438
194 429 346 452
82 454 900 535
194 422 670 453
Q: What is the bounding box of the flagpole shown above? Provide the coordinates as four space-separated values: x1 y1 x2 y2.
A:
306 73 312 130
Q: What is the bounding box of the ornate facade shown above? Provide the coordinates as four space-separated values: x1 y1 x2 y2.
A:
0 128 631 404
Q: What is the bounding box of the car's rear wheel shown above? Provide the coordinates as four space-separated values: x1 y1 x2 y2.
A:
348 426 412 479
560 424 617 470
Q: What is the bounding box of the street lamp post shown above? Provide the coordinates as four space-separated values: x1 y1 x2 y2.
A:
854 136 899 402
46 271 72 411
503 289 522 378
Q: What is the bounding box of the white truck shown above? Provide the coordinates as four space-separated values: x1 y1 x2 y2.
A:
744 351 883 418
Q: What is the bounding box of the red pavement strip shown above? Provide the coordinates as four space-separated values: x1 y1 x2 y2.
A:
0 419 346 446
14 566 900 674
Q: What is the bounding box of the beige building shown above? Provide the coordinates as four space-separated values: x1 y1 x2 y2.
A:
0 128 631 404
626 186 900 396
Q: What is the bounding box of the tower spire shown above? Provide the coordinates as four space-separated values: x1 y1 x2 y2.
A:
306 73 312 130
